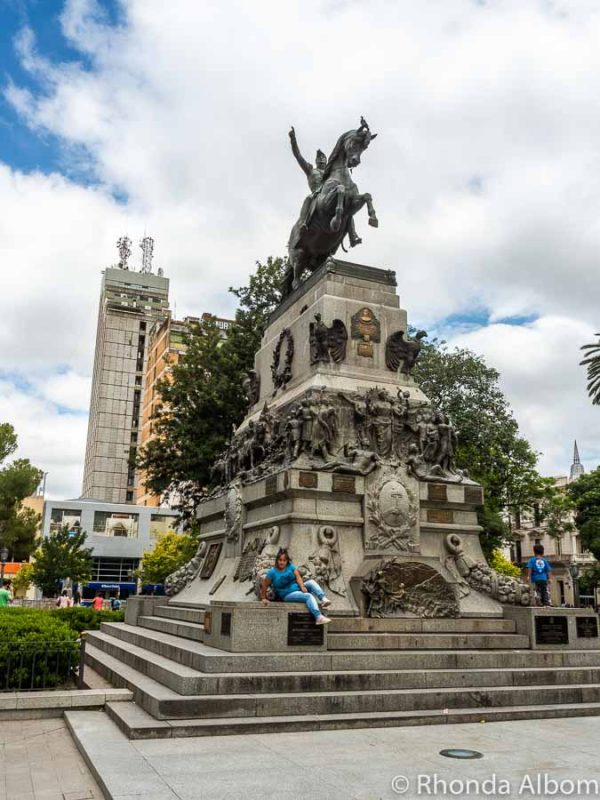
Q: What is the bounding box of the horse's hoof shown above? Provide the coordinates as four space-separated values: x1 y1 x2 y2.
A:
350 237 362 248
330 216 342 233
368 217 379 228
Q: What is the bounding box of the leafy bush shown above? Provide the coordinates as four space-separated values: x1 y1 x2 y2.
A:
489 549 523 578
49 606 124 633
0 608 79 690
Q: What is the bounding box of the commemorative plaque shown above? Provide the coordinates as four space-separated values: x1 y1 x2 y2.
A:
200 542 222 579
299 471 318 489
333 475 355 494
427 509 454 524
220 612 232 637
428 484 447 503
535 615 569 645
265 475 277 495
576 616 599 638
287 613 325 646
465 486 484 506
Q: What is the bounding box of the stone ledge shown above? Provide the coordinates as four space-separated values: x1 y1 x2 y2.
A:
0 688 132 719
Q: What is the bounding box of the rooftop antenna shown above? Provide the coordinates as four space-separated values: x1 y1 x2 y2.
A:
117 236 132 270
139 235 155 274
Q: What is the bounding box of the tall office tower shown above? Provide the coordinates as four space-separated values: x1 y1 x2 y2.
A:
82 237 170 504
136 313 233 506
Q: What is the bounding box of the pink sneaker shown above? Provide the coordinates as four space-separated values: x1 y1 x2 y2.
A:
320 597 332 608
315 615 331 625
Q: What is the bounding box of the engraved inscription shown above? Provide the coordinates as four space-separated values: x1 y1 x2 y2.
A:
535 616 569 645
287 613 325 646
427 509 454 524
265 475 277 495
299 471 318 489
428 484 447 503
576 617 599 638
220 612 232 637
200 542 223 579
333 475 356 494
465 486 483 506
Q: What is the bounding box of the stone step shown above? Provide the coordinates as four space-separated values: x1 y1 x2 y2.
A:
85 643 600 720
154 604 205 624
137 615 204 642
328 617 516 634
105 698 600 739
86 633 210 695
97 622 600 673
87 631 600 696
328 632 531 650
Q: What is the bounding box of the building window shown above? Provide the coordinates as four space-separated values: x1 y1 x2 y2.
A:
126 491 133 502
91 557 139 583
139 321 146 331
50 508 82 533
93 511 139 537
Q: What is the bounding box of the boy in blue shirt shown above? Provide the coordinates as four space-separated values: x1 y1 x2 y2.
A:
527 543 553 607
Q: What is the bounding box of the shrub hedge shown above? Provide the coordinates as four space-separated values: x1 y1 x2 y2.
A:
0 606 125 689
0 608 79 690
49 606 125 633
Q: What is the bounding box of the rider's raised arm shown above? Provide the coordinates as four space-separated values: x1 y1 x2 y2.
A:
289 126 312 177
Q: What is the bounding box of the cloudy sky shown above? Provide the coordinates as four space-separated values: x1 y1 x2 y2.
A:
0 0 599 499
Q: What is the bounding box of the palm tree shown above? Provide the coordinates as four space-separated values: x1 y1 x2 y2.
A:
581 335 600 405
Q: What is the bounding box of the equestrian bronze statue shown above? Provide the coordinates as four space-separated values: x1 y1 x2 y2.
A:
282 117 378 298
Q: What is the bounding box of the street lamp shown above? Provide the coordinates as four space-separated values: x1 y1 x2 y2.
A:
0 546 9 582
569 562 580 608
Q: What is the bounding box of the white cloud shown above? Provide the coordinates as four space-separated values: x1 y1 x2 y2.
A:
1 0 600 494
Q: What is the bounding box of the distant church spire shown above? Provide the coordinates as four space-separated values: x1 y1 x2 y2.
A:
569 440 585 481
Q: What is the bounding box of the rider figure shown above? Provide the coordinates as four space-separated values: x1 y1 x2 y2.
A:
289 127 361 247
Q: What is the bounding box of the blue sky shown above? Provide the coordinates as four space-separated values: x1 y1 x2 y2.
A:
0 0 599 498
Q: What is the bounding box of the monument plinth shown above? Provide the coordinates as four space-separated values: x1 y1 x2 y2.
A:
166 259 530 622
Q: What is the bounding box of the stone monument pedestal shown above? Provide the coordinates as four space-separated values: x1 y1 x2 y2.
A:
165 259 532 638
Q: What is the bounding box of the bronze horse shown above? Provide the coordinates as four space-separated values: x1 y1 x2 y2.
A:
282 118 378 297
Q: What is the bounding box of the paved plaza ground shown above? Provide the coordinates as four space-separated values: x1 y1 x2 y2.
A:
0 718 102 800
4 713 600 799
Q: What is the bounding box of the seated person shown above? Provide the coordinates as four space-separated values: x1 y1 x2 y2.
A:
260 547 332 625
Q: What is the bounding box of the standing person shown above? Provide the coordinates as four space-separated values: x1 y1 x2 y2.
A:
527 544 553 607
110 594 121 611
57 590 73 608
72 587 81 606
0 580 11 608
260 548 332 625
92 592 104 611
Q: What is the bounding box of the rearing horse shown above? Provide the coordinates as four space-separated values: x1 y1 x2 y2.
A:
282 119 378 297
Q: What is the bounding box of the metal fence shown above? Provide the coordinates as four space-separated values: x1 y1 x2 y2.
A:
0 639 83 692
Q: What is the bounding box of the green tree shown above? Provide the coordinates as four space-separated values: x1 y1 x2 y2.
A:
414 341 543 555
138 257 286 525
578 563 600 596
138 531 198 585
580 334 600 405
31 526 93 597
537 479 575 539
0 423 43 561
568 468 600 560
489 549 522 578
11 562 34 598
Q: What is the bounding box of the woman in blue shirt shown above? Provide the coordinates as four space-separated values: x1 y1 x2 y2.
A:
260 548 332 624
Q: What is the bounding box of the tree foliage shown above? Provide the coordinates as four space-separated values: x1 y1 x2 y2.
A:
489 548 522 578
568 468 600 560
0 423 43 561
414 341 543 554
138 257 286 525
11 562 34 598
580 334 600 405
138 531 198 585
31 526 93 597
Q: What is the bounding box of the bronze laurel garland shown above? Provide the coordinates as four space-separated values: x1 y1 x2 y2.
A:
271 328 294 390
